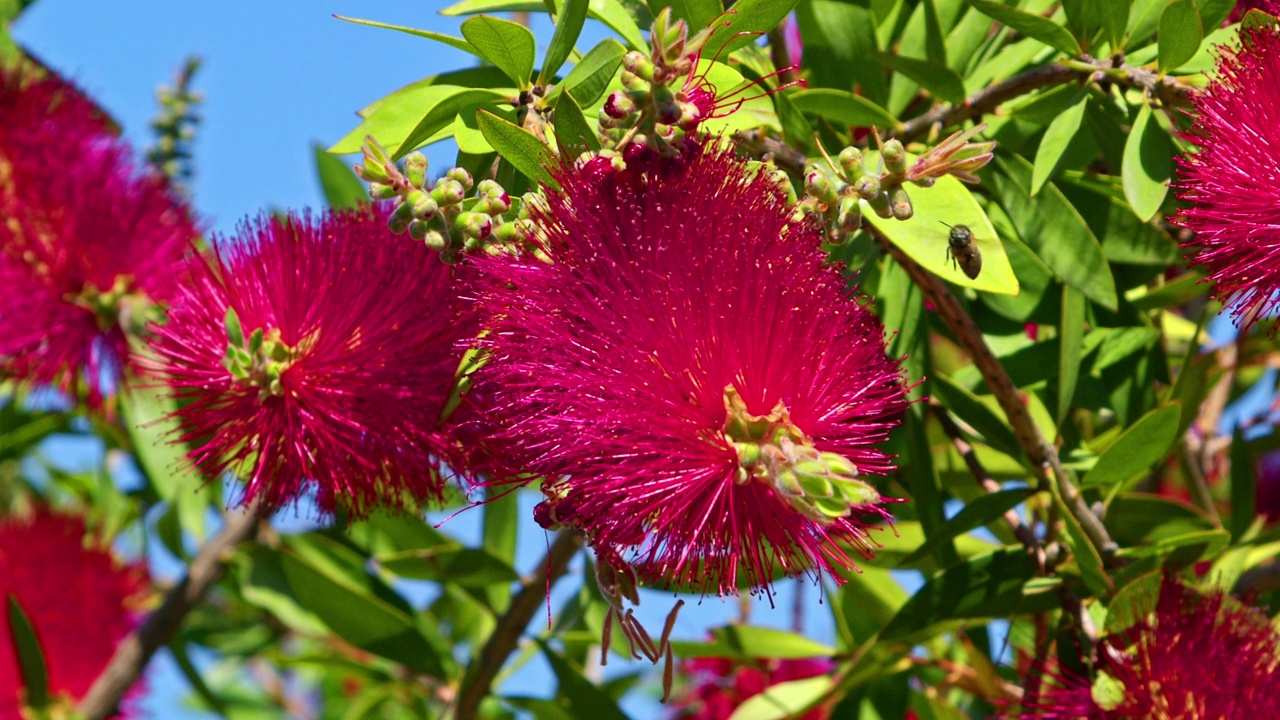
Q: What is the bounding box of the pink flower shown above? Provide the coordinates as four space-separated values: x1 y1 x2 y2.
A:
669 656 833 720
471 140 909 595
0 511 149 719
1017 575 1280 718
1254 449 1280 522
1228 0 1280 25
0 68 196 407
1174 27 1280 331
146 206 478 516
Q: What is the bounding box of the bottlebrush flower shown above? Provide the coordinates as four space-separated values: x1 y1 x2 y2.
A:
0 510 149 719
471 140 909 595
146 206 478 516
1174 26 1280 331
1017 575 1280 718
0 68 195 406
669 656 833 720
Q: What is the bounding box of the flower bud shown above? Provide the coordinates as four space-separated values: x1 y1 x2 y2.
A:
882 139 906 173
388 201 414 234
423 230 448 252
622 51 655 82
836 195 861 236
889 186 913 220
604 90 636 119
869 190 893 219
368 182 397 201
412 194 439 220
431 178 465 206
838 147 864 180
408 219 429 241
447 167 474 192
457 211 493 240
404 151 428 188
854 174 881 200
804 165 838 205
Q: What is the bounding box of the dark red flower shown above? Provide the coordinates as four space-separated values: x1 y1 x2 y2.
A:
471 141 909 595
0 511 149 719
1018 575 1280 718
1174 27 1280 331
146 206 478 516
1228 0 1280 25
0 67 195 406
669 655 833 720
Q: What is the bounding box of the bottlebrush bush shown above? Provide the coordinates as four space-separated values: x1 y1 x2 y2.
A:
3 0 1280 718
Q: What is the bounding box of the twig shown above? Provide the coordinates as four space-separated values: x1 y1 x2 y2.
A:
898 64 1080 143
452 530 582 720
766 27 799 87
78 499 265 720
868 227 1118 563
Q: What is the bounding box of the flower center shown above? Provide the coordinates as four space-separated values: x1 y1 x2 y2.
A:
70 274 156 334
222 307 297 401
721 385 879 525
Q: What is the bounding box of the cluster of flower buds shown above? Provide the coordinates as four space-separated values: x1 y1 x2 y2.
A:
793 124 994 245
222 307 292 401
146 56 202 193
73 274 157 338
723 387 879 524
598 8 715 159
355 136 518 263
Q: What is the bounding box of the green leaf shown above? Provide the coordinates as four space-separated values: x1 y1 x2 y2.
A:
1230 427 1255 541
965 0 1082 55
461 16 537 88
541 643 631 720
728 677 833 720
1031 91 1087 196
6 595 49 710
240 545 329 635
1121 104 1172 221
550 37 625 108
1105 494 1214 547
703 0 799 55
553 90 601 154
652 0 724 28
122 383 211 538
1058 285 1086 427
540 0 591 85
898 489 1037 569
874 51 967 103
378 547 520 586
1082 403 1181 489
1116 528 1230 562
863 157 1019 295
881 549 1062 642
333 15 478 56
984 155 1117 310
1050 479 1113 596
931 374 1024 460
476 109 558 187
787 88 900 131
392 88 509 159
673 626 835 659
280 539 447 676
440 0 649 50
1158 0 1203 72
312 144 366 210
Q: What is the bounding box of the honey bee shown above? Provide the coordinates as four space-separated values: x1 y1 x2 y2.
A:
941 222 982 280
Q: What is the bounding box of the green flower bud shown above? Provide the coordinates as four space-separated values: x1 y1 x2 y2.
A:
447 167 475 192
889 186 913 220
413 195 439 221
388 201 414 234
424 230 448 252
408 219 429 242
775 470 803 497
838 147 864 180
869 190 893 219
622 51 655 82
882 139 907 173
368 182 397 201
804 165 838 205
431 179 465 206
854 174 881 200
404 151 428 189
835 195 861 238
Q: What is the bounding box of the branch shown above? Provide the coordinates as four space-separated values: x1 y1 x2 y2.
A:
78 499 265 720
897 64 1079 143
452 529 582 720
869 227 1118 563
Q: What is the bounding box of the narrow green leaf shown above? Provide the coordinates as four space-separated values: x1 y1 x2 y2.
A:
787 88 900 131
984 156 1117 310
683 626 836 659
1031 91 1087 196
1230 427 1255 540
1158 0 1203 72
6 595 49 710
392 88 508 159
931 374 1024 460
540 643 632 720
703 0 800 55
898 489 1037 569
874 51 967 103
379 547 520 586
1049 480 1113 596
553 90 601 154
922 0 948 65
881 549 1062 642
728 677 833 720
1121 104 1172 221
539 0 591 85
476 109 558 188
1082 403 1181 488
334 15 478 56
556 38 626 106
1057 285 1086 427
904 407 956 566
312 144 366 210
461 15 537 88
1105 494 1214 547
279 546 447 677
439 0 649 50
965 0 1082 55
652 0 723 28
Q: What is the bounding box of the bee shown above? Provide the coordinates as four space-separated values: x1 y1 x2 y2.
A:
941 221 982 280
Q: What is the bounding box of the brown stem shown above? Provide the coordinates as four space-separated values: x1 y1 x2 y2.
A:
78 499 265 720
869 227 1118 563
766 27 799 86
452 530 582 720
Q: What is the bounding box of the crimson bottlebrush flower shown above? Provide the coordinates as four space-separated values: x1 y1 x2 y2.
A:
1174 26 1280 331
1017 575 1280 718
0 68 195 406
669 656 833 720
146 205 477 516
471 140 909 595
0 511 149 719
1228 0 1280 25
